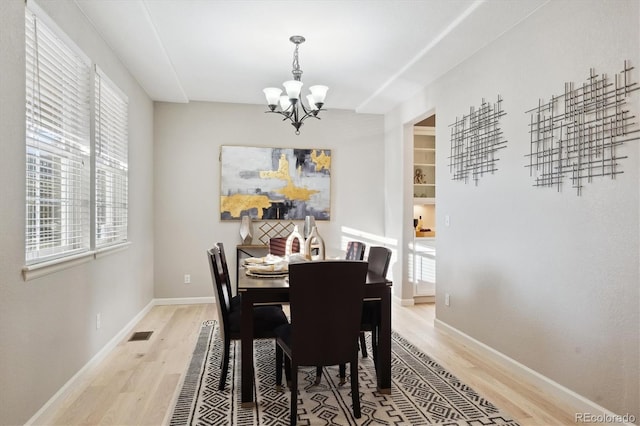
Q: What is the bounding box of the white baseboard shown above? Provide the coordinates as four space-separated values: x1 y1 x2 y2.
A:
413 295 435 304
154 296 215 305
434 319 632 424
25 299 156 426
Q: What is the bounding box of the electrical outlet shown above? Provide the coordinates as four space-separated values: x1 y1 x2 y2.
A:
184 274 191 284
445 293 450 307
96 313 101 330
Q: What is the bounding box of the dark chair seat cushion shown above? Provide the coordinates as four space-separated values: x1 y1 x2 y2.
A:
228 304 288 335
230 294 243 311
274 323 292 346
361 300 379 327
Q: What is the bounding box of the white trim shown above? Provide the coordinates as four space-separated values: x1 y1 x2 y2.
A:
434 319 633 423
94 241 131 258
22 243 132 280
154 297 215 305
396 296 415 306
25 300 155 426
22 252 94 281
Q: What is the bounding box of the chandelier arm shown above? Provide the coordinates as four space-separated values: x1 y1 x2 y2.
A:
265 110 296 124
298 110 321 123
298 99 310 115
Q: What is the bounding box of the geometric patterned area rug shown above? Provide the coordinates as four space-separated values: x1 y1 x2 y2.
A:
170 320 519 425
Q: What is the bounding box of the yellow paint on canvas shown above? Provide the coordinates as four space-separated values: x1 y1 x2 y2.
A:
220 194 272 217
310 150 331 172
259 154 290 181
275 181 318 201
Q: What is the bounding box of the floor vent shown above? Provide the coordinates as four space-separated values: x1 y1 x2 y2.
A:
128 331 153 341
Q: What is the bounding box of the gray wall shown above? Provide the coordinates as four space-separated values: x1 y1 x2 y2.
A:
153 101 386 298
386 0 639 418
0 1 155 424
2 0 638 423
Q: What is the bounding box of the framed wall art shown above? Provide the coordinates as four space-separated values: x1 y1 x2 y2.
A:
220 146 331 220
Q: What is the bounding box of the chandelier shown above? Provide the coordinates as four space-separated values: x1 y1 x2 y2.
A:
263 35 328 135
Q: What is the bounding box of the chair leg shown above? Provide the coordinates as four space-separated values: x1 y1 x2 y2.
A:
359 331 368 358
314 366 322 385
338 364 346 385
350 358 361 418
219 339 231 391
276 344 283 390
371 326 379 371
290 363 298 426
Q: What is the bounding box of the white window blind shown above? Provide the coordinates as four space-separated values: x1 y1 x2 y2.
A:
94 69 128 247
25 9 91 264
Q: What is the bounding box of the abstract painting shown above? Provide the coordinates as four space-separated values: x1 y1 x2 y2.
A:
220 146 331 220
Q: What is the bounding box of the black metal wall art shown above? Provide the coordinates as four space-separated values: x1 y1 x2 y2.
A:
449 96 507 185
525 61 639 195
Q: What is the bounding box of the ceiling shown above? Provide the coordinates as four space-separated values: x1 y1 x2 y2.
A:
74 0 548 115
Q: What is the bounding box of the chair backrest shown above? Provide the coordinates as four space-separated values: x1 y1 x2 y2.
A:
270 237 299 256
216 242 233 296
345 241 366 260
367 246 391 277
207 245 232 341
288 260 368 366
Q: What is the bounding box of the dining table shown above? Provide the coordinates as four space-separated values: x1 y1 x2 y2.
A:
237 259 393 407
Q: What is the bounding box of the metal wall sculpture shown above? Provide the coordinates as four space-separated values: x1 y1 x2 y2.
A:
449 96 507 185
525 61 639 195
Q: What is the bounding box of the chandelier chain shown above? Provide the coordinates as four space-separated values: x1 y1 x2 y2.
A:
292 43 302 81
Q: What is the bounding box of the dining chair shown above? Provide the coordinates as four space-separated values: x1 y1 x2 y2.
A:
269 237 299 256
361 246 392 369
344 241 369 358
207 244 289 391
345 240 366 262
312 241 366 384
275 260 368 426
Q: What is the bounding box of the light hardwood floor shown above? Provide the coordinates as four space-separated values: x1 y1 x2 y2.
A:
40 302 579 425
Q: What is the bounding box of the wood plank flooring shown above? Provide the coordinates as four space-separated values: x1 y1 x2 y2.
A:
41 302 579 425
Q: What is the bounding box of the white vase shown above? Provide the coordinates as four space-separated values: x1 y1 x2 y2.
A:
239 215 252 245
304 226 325 261
303 215 316 239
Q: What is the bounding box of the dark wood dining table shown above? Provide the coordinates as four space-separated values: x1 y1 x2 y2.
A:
237 264 393 407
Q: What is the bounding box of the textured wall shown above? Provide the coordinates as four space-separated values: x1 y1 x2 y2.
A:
0 1 155 424
386 0 639 418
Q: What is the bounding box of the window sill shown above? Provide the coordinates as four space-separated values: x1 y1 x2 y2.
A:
95 241 131 259
22 242 131 281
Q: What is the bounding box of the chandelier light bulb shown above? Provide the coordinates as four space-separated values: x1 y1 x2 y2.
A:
283 80 303 100
279 95 292 112
309 85 328 106
306 94 318 110
263 87 282 108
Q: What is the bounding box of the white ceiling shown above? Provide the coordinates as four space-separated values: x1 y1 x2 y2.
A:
74 0 548 114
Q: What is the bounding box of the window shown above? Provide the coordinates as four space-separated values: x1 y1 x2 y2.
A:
25 9 91 264
25 6 128 268
95 70 129 248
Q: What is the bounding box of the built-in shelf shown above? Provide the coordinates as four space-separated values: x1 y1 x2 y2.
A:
413 126 435 204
